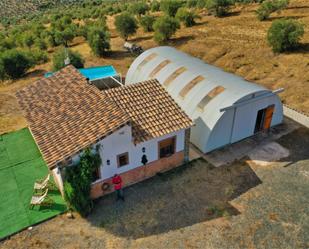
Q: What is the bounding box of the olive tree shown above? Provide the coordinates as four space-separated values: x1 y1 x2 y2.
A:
52 47 84 71
205 0 234 17
87 27 110 56
153 16 180 44
176 7 200 27
114 12 138 40
160 0 183 17
256 0 289 21
267 19 304 52
140 15 156 32
0 49 34 80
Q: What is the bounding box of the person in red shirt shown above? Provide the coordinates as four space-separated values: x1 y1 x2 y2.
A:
112 174 124 201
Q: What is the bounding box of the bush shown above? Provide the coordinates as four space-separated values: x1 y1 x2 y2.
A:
0 49 34 80
87 26 110 57
205 0 234 17
153 15 180 44
140 15 156 32
114 12 138 40
63 148 101 217
256 0 289 21
52 47 84 71
176 7 200 27
160 0 183 17
267 19 304 52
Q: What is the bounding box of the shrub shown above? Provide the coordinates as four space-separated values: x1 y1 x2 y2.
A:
256 0 289 21
160 0 183 17
205 0 234 17
140 15 156 32
153 15 180 44
0 49 34 80
87 26 110 57
176 7 200 27
52 47 84 71
267 19 304 52
63 148 101 217
114 12 138 40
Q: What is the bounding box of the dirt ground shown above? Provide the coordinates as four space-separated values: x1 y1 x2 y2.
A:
0 0 308 134
1 119 308 249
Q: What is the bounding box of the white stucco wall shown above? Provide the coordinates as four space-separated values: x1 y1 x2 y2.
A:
93 125 185 181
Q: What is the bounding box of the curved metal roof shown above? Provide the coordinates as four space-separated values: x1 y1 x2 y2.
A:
126 46 270 129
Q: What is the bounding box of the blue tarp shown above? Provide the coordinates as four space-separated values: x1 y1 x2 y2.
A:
44 65 117 81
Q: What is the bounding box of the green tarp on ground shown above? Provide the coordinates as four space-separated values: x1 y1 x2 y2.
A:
0 128 66 239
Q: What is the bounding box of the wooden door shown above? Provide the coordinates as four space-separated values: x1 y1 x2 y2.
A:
263 105 275 130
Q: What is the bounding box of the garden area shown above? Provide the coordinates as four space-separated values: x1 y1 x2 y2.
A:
0 128 66 239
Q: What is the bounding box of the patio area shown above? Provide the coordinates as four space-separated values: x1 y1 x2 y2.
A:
0 128 66 239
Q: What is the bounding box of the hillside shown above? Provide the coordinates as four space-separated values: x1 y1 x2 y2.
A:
0 0 79 21
0 0 308 135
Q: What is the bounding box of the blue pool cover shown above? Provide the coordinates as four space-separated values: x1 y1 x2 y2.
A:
44 65 117 81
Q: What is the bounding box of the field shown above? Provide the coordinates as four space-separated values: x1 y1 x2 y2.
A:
1 119 308 248
0 0 308 135
0 128 66 239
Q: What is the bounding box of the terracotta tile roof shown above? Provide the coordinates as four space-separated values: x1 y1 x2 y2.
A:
16 65 130 169
104 79 193 144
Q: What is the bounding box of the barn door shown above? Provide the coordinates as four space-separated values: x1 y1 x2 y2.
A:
263 105 275 130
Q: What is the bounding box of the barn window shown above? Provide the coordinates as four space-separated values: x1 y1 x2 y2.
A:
179 75 205 98
197 86 225 111
158 137 176 158
149 60 171 78
117 152 129 167
137 53 158 71
163 67 187 86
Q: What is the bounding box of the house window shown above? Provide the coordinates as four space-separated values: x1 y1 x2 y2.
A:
117 152 129 167
92 167 101 182
158 137 176 158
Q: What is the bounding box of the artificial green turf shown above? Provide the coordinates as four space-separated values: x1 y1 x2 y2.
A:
0 128 66 239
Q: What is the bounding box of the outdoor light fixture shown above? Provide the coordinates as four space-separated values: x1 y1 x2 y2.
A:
106 160 110 165
142 147 146 153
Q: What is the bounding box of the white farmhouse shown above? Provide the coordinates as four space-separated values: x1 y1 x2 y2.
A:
16 65 193 198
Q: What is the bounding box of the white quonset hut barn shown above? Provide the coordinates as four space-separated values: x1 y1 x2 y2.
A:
126 47 283 153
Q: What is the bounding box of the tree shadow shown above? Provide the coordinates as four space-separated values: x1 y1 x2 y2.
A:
130 34 153 43
168 35 195 46
87 158 262 239
224 11 241 17
267 15 305 21
105 50 133 60
276 127 309 167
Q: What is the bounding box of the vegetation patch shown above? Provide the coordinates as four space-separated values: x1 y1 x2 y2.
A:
63 147 101 217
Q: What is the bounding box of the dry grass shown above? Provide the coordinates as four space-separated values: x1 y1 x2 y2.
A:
1 126 308 249
1 0 308 134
